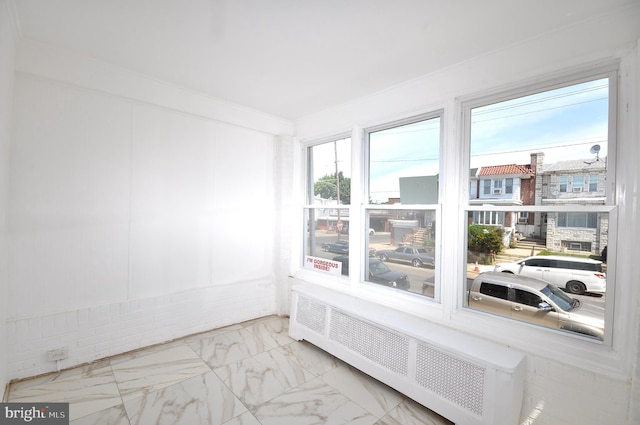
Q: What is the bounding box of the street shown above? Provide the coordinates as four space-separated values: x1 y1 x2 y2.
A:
312 231 435 296
310 231 605 321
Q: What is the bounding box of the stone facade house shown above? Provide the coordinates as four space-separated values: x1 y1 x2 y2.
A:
538 154 608 255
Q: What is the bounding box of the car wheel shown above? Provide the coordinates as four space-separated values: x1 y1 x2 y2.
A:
379 254 388 261
412 258 423 267
566 280 586 295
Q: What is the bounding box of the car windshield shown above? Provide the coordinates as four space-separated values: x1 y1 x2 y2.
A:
370 261 391 276
540 284 578 311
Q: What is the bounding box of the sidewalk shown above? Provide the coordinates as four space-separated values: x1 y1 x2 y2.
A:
466 262 495 279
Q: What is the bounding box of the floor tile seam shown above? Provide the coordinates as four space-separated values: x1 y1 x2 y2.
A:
246 374 373 422
207 342 321 418
315 370 394 421
207 361 258 424
112 367 219 423
107 341 213 414
256 341 326 388
104 362 130 424
55 362 127 424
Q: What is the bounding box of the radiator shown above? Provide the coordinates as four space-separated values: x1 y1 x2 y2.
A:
289 284 525 425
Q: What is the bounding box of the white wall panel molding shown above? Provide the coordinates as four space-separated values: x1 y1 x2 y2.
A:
6 279 276 381
3 0 21 41
16 38 293 137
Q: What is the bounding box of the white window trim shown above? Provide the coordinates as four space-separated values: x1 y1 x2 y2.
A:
293 58 634 377
455 63 621 374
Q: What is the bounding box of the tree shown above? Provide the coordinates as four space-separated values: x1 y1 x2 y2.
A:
468 225 504 255
314 172 351 205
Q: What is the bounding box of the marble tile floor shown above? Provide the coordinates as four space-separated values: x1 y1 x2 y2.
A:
6 315 453 425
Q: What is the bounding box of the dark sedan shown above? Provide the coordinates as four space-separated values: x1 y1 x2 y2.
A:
332 255 410 290
321 240 349 254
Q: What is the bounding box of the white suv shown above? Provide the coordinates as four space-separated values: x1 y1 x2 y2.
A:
494 255 606 295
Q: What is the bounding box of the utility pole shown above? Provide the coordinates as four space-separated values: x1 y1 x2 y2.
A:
335 141 341 236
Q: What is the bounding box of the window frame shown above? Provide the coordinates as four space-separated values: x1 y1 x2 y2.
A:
363 112 444 302
505 178 513 194
458 65 618 353
589 174 598 192
558 211 598 229
301 133 354 287
295 60 625 373
572 175 585 192
559 175 568 192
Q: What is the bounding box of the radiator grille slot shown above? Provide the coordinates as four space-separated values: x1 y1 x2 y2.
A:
329 310 409 375
295 296 327 335
416 342 485 416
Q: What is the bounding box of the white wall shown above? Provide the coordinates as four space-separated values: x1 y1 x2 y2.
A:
0 0 17 396
6 39 293 379
294 6 640 425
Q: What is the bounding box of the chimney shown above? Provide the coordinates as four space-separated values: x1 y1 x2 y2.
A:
530 152 544 174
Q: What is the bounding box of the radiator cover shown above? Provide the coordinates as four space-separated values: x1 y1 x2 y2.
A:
289 284 525 425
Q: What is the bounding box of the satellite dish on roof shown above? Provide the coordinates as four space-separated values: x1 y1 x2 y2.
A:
585 144 602 165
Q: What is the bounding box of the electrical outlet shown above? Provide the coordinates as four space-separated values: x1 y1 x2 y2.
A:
46 348 68 362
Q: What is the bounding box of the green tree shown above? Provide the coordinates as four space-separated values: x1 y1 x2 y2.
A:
468 225 504 255
314 172 351 204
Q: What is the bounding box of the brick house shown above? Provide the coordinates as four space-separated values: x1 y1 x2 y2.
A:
469 154 538 243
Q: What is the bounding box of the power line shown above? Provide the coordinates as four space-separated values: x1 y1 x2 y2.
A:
470 139 607 158
472 96 607 124
473 83 607 116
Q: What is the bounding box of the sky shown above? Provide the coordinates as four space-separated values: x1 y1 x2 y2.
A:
310 77 610 204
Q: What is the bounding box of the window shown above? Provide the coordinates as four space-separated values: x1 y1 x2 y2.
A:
561 241 593 252
472 210 504 226
505 178 513 194
572 175 584 192
518 212 529 224
465 71 616 341
559 175 568 192
366 115 441 298
483 179 491 195
557 212 598 228
514 288 542 307
303 137 351 276
480 282 508 300
589 174 598 192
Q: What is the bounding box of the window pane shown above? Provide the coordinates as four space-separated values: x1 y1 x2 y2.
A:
367 209 436 297
303 208 349 277
506 178 513 194
308 138 351 206
304 138 351 275
365 116 440 298
466 76 611 340
369 118 440 205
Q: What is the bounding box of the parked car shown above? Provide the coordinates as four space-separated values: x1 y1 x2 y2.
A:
378 246 434 267
468 272 604 339
321 240 349 254
332 255 410 290
493 255 605 295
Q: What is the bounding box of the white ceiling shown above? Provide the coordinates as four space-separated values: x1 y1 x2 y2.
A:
12 0 639 120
